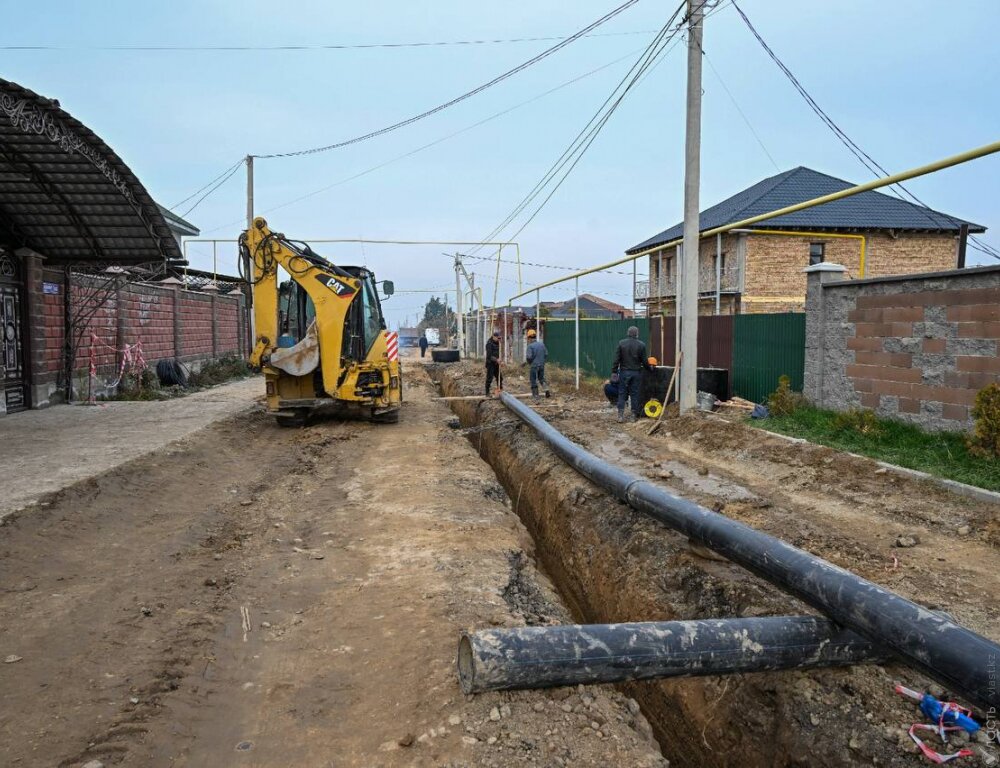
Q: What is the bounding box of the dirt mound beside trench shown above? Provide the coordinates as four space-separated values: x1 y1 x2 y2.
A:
434 361 999 768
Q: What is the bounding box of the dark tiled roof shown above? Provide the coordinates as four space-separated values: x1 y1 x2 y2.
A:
0 78 183 264
157 204 200 237
626 167 986 254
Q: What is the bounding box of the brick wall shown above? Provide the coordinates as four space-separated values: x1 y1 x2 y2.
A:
123 283 175 362
39 267 65 381
644 231 957 317
804 262 1000 431
19 265 247 407
745 232 957 314
178 293 214 359
646 234 742 316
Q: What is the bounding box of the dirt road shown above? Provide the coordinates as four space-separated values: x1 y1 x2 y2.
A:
0 358 664 767
1 377 261 519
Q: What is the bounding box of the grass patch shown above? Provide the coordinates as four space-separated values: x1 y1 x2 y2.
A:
757 404 1000 492
97 355 252 402
544 363 604 399
186 355 252 387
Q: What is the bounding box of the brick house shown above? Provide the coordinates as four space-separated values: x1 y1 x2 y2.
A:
0 77 246 415
627 167 984 315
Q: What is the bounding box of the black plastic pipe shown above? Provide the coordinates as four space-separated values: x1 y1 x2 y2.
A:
499 392 1000 709
459 616 887 693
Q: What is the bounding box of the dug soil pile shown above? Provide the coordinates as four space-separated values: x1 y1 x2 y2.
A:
437 360 1000 768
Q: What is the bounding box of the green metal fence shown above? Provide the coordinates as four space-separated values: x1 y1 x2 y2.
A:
731 312 806 403
542 312 804 402
546 318 650 378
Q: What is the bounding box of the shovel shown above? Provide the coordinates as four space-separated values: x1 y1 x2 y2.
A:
648 352 681 436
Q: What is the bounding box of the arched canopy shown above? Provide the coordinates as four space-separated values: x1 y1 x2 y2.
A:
0 78 182 265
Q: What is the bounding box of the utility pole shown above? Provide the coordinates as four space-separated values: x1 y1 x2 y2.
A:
244 154 256 344
454 253 465 355
679 0 704 413
471 273 479 359
246 155 254 229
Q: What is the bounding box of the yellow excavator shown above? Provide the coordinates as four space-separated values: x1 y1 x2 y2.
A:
240 217 401 426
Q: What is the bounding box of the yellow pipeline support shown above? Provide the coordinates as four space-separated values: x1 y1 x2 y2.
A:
507 138 1000 303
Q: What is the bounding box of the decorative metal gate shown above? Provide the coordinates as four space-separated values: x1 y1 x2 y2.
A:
0 249 27 412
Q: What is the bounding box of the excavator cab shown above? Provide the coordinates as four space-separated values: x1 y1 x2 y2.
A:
241 218 402 426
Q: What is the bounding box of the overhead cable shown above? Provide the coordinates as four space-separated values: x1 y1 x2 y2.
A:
178 160 246 219
200 44 652 235
467 1 690 256
2 30 657 53
253 0 642 158
731 0 1000 261
170 157 246 211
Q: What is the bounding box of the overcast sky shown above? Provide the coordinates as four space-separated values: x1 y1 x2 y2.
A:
3 0 999 329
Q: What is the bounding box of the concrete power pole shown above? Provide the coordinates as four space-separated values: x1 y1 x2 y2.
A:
246 155 254 230
454 253 465 355
679 0 704 413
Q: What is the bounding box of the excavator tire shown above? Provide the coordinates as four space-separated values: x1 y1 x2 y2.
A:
370 408 400 424
275 410 309 428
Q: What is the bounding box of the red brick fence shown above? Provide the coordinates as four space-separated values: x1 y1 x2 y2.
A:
25 262 247 408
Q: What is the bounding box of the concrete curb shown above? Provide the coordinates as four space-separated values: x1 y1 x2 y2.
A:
756 427 1000 505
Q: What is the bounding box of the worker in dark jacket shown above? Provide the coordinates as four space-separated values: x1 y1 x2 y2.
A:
604 372 620 405
612 326 651 422
418 333 429 357
525 328 550 398
485 330 502 396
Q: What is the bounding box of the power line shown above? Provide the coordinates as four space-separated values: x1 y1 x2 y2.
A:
178 160 245 219
463 2 694 310
459 251 635 275
200 44 652 235
254 0 642 159
170 157 245 210
1 30 660 52
703 51 779 171
731 0 1000 262
467 2 689 255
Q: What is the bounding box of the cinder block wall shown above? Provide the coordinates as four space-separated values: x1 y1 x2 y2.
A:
804 263 1000 431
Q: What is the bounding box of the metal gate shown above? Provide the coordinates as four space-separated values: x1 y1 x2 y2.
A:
0 249 27 412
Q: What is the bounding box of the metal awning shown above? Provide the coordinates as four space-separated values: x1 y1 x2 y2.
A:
0 78 182 265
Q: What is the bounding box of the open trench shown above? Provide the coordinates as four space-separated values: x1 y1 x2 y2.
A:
433 365 932 768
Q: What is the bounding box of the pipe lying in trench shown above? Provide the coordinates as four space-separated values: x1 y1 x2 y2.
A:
499 392 1000 710
458 616 887 694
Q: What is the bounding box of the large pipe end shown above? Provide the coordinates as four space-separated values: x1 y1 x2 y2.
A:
457 633 476 694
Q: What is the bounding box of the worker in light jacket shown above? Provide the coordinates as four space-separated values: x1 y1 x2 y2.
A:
612 326 652 422
525 328 550 399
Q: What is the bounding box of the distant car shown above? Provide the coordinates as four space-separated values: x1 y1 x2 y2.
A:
399 327 420 347
424 328 441 347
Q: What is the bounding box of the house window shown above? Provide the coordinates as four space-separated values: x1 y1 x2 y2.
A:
809 242 825 265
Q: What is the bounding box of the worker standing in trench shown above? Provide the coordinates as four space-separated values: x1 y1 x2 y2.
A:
525 328 551 399
612 325 651 422
485 330 503 396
